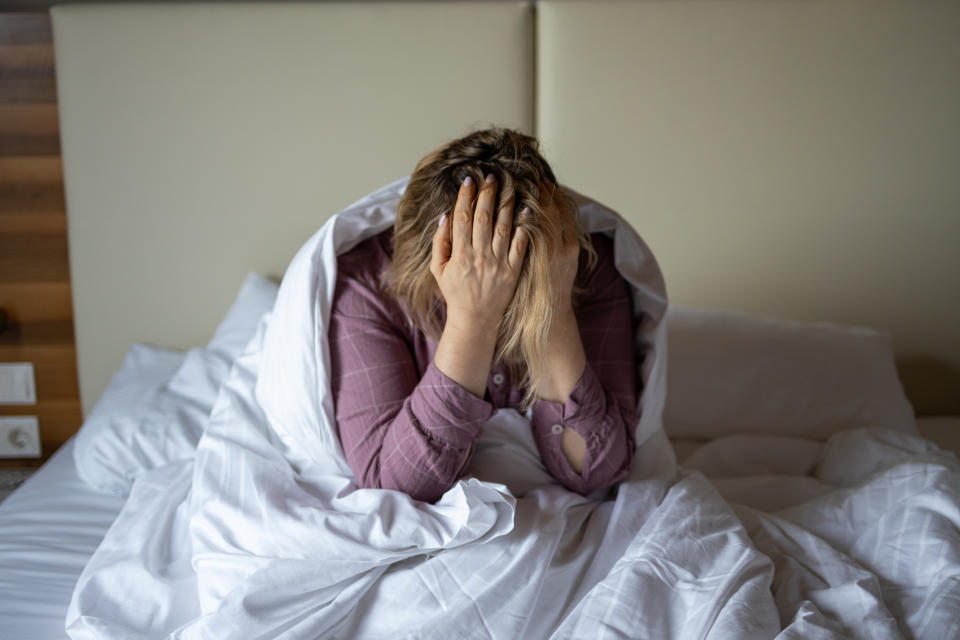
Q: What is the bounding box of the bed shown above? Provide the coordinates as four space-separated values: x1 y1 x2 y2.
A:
2 1 959 638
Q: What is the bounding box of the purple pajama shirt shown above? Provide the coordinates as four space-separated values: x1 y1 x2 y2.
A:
328 229 639 503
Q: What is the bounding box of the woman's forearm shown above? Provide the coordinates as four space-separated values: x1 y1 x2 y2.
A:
535 308 589 472
433 311 499 399
430 173 527 401
536 308 587 404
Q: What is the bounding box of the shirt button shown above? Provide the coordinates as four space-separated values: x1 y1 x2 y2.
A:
492 373 505 386
551 424 564 435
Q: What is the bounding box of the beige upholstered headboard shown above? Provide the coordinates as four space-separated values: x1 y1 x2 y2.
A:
52 1 533 415
53 1 958 417
536 0 959 415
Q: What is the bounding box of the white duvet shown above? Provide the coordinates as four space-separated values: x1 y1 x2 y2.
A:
66 179 960 639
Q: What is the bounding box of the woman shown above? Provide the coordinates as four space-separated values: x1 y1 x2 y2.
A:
329 127 638 503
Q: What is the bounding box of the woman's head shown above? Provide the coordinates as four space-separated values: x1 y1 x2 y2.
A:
383 126 596 409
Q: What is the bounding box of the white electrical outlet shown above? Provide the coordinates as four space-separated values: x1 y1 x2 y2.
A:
0 363 37 404
0 416 41 458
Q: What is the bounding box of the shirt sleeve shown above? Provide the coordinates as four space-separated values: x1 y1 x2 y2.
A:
328 253 495 504
529 234 638 496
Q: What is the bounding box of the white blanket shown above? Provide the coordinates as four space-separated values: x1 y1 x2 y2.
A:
66 179 960 639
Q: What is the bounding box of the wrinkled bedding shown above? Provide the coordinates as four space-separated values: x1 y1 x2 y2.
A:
66 179 960 639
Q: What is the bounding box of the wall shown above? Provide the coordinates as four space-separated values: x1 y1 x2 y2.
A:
0 12 82 454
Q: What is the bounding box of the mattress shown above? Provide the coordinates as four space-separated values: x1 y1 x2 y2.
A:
0 439 124 640
2 419 957 639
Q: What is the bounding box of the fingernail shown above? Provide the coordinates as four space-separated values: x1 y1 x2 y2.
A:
463 176 473 187
438 214 447 227
485 173 496 184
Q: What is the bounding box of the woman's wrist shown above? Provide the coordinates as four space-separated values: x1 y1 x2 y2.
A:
444 308 500 341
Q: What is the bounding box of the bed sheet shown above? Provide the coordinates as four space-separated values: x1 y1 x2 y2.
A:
0 439 125 640
1 422 957 639
0 439 703 639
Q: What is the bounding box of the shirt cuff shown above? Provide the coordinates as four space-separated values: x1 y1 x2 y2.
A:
529 363 606 437
409 361 496 448
528 364 610 484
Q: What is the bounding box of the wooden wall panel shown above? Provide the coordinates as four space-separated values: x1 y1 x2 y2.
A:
0 12 81 459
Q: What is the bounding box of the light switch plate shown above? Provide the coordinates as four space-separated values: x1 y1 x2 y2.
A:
0 363 37 404
0 416 41 458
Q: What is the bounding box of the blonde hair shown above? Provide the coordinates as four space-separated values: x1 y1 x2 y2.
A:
382 127 597 411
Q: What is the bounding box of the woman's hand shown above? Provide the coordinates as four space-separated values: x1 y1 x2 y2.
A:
431 174 529 333
430 174 528 399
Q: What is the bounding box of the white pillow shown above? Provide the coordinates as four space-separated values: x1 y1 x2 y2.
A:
72 344 192 495
73 272 279 495
166 273 279 409
207 272 279 360
663 305 917 440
